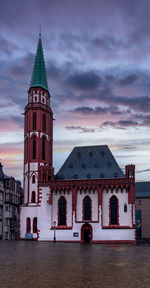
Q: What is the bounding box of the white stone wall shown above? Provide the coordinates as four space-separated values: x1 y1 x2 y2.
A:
102 188 132 227
51 190 72 227
76 189 98 222
20 184 135 242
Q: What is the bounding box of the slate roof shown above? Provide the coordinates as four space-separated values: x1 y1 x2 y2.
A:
135 182 150 198
55 145 124 180
30 34 49 91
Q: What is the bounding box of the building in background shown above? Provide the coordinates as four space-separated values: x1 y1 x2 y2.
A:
20 35 136 244
0 163 22 240
135 182 150 241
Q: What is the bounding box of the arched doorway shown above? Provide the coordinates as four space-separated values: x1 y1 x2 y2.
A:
81 224 92 244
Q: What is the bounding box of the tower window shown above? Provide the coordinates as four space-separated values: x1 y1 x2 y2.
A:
31 191 36 203
124 203 127 213
42 114 46 132
26 218 31 233
33 137 36 160
83 196 91 221
58 196 66 226
33 217 37 233
32 175 35 183
42 136 45 160
110 196 118 225
33 112 37 130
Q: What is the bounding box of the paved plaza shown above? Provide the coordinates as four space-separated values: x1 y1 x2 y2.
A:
0 241 150 288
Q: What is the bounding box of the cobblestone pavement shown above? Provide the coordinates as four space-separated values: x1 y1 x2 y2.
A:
0 241 150 288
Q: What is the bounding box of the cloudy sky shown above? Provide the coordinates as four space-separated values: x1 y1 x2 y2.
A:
0 0 150 182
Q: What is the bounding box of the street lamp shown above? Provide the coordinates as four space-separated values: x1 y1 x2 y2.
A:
53 220 56 243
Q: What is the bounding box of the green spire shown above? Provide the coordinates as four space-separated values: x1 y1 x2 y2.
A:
30 34 49 91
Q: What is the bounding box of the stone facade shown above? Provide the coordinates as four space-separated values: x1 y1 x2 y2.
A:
20 35 136 244
0 163 22 240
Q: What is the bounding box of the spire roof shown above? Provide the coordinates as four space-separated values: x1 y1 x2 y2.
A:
30 34 49 91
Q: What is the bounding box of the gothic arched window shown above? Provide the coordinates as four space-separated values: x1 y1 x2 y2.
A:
42 136 45 160
83 196 91 221
32 175 35 184
33 137 36 160
110 196 118 225
33 217 37 233
33 112 37 130
58 196 66 226
26 217 31 233
31 191 36 203
42 114 46 132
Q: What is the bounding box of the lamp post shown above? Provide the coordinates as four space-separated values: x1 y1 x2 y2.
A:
53 220 56 243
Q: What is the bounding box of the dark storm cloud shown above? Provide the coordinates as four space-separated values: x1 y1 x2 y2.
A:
118 74 138 86
66 71 101 91
11 116 24 128
0 37 18 56
66 126 95 133
69 105 128 115
47 61 62 79
101 120 139 129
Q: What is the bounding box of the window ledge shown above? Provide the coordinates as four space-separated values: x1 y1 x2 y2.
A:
102 226 133 229
51 226 72 230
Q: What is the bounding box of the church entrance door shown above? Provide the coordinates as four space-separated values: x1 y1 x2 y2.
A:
81 223 92 244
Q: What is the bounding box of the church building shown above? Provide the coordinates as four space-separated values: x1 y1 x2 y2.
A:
20 35 136 244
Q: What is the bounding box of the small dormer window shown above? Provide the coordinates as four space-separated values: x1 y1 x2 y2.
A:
35 96 37 102
42 98 45 103
77 152 81 157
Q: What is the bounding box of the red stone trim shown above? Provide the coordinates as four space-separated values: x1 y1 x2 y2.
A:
92 240 136 245
102 226 134 229
51 226 72 230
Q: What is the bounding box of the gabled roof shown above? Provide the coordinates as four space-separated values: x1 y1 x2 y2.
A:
30 34 49 91
135 182 150 198
55 145 124 180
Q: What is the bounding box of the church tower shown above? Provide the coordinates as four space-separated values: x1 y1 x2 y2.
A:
24 34 54 206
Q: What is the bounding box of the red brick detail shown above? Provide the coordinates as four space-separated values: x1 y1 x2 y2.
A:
102 226 134 229
92 240 136 245
97 185 102 205
51 226 72 230
72 187 76 212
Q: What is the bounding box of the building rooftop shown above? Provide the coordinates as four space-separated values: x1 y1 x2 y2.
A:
30 34 49 91
135 182 150 198
55 145 124 180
